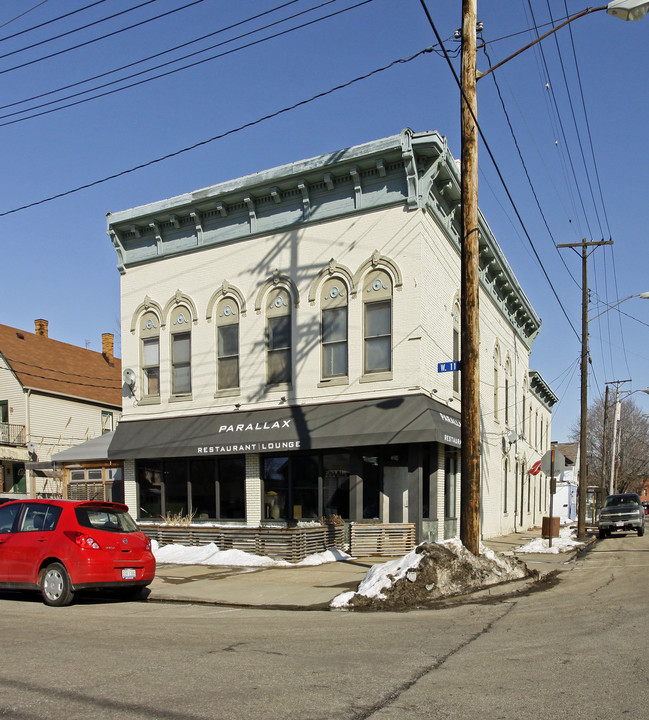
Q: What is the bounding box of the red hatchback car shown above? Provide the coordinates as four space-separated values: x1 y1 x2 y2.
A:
0 499 156 606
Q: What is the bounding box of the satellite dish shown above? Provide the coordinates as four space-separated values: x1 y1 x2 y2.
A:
507 429 518 444
122 367 136 388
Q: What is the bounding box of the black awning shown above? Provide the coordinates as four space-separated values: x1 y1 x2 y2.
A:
108 394 461 459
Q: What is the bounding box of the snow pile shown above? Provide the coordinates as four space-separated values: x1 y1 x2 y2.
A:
331 538 533 610
513 524 585 554
152 539 351 568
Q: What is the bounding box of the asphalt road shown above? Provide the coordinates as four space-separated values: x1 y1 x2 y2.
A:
1 532 648 719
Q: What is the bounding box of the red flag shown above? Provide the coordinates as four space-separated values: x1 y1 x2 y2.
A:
529 460 542 476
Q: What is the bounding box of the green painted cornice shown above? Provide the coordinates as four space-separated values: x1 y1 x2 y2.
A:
107 128 540 347
529 369 559 409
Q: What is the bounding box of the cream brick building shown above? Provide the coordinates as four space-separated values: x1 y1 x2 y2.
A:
107 128 556 545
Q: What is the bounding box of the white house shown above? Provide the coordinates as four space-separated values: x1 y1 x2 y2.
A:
0 320 122 497
106 128 557 549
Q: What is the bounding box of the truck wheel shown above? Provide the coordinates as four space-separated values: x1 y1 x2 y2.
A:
598 528 606 539
638 526 644 537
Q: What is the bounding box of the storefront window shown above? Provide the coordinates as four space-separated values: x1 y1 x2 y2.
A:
163 460 188 518
292 455 319 520
218 456 245 519
190 459 216 520
444 451 457 519
362 454 380 519
323 453 350 519
138 462 162 519
263 457 288 520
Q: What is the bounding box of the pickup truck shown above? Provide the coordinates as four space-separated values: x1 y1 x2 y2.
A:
598 493 645 539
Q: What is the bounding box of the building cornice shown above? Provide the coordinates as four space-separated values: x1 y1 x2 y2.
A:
107 128 541 348
529 369 559 409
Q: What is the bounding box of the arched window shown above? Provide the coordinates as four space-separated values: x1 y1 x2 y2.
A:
170 306 192 396
216 297 240 391
504 357 511 426
266 287 292 386
493 345 501 422
140 311 160 399
321 278 348 379
363 270 392 375
522 389 527 440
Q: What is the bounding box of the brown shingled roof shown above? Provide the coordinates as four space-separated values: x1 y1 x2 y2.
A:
0 323 122 408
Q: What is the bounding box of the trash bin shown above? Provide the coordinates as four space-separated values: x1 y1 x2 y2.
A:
542 516 559 539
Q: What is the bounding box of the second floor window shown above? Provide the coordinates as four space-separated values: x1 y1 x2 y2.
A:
321 278 348 379
267 288 291 385
172 332 191 394
363 270 392 375
216 298 240 390
171 306 192 395
140 311 160 398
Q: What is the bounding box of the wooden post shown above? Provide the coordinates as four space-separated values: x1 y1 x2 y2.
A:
460 0 481 555
557 238 612 540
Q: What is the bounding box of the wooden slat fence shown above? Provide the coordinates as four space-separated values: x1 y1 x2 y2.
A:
350 523 416 556
142 524 344 563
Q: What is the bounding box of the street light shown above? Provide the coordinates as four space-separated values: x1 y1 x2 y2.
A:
458 0 648 554
590 291 649 322
607 0 649 21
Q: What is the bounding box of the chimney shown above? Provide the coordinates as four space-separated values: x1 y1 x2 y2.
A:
102 333 114 364
34 319 49 337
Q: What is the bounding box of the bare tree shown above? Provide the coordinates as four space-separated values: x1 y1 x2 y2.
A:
570 395 649 494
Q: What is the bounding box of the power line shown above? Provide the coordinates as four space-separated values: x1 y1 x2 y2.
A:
0 0 51 32
0 0 304 113
0 0 206 77
0 0 346 126
0 43 435 219
480 37 580 291
417 0 579 342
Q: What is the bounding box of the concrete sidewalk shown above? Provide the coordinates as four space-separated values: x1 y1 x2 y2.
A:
145 527 595 610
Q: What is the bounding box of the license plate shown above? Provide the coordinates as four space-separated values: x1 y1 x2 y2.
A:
615 522 625 527
121 568 136 580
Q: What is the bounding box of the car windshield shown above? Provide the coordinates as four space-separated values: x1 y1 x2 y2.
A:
74 506 139 533
604 495 639 508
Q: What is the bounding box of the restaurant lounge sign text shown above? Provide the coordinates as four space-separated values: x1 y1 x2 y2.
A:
196 418 300 454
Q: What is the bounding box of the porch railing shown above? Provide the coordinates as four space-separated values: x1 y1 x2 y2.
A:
0 423 26 446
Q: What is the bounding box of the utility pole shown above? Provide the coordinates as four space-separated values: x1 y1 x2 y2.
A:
606 380 630 494
602 385 610 493
557 239 613 540
459 0 480 555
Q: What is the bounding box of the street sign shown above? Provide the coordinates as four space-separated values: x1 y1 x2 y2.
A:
438 361 460 373
541 448 565 477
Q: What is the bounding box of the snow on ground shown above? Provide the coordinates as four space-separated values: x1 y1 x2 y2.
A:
152 524 584 611
512 524 584 554
152 540 351 568
330 538 533 610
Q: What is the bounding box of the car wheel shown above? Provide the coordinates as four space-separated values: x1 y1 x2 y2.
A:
638 526 644 537
40 563 74 607
598 528 606 539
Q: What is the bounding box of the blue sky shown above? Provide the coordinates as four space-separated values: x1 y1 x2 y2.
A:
2 0 648 440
